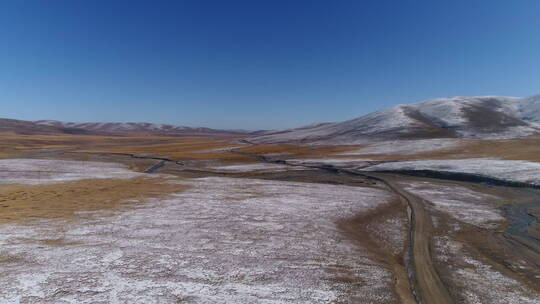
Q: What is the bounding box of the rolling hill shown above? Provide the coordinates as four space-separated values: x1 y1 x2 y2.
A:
246 95 540 145
0 118 244 136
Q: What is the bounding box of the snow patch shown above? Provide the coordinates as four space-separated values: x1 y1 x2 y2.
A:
364 158 540 186
399 181 504 228
435 237 540 304
340 139 463 155
0 159 144 185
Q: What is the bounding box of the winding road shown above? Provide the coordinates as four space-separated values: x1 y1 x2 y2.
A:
372 173 453 304
232 151 454 304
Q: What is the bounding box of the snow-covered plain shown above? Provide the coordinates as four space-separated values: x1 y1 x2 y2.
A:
363 158 540 186
435 237 540 304
399 182 504 228
339 139 463 156
0 159 144 185
0 177 396 303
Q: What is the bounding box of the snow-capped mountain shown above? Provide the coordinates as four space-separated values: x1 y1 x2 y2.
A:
33 120 220 134
246 95 540 145
0 118 244 136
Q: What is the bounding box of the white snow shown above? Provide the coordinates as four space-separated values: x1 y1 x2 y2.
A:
363 158 540 185
435 237 540 304
33 120 199 133
0 177 396 303
247 105 421 145
413 97 468 127
247 95 540 145
340 139 463 155
517 94 540 124
0 159 144 185
399 181 504 228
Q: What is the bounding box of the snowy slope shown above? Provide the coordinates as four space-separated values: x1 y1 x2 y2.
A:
247 95 540 145
245 106 425 145
363 158 540 186
517 94 540 123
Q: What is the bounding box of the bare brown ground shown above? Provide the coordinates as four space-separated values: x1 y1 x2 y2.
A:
0 177 188 224
371 174 453 304
338 199 415 304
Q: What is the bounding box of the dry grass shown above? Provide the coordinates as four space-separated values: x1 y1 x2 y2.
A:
0 177 188 224
4 131 540 164
234 144 360 158
0 132 253 161
0 131 235 151
82 137 252 161
71 137 361 162
448 137 540 162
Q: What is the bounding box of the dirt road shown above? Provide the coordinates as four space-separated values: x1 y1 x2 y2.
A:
238 150 455 304
372 174 453 304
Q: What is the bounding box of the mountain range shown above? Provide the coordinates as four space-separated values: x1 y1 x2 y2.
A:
0 119 245 136
3 94 540 143
246 95 540 144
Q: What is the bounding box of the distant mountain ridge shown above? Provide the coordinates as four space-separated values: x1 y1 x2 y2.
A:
247 95 540 145
34 120 219 133
0 118 246 136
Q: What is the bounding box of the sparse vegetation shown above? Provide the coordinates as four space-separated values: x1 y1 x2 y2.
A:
0 177 188 223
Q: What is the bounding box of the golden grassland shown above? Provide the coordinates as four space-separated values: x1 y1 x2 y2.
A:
0 177 188 224
0 132 360 161
3 131 540 163
234 144 359 157
77 137 252 161
0 131 249 160
0 131 194 152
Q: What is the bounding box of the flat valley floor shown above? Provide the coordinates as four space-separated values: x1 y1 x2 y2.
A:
0 132 539 303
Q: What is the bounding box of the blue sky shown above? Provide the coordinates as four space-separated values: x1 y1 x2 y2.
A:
1 1 539 130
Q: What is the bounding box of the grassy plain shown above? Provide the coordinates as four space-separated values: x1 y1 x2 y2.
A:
0 177 188 224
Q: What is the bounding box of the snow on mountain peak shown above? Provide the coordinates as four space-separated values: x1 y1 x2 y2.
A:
247 94 540 145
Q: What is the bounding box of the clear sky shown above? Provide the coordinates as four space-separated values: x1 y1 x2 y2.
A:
1 1 539 130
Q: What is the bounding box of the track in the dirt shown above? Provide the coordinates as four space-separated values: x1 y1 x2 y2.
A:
372 175 453 304
231 151 453 304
